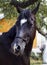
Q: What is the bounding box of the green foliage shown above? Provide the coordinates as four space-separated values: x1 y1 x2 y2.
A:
0 0 47 30
36 1 47 30
0 0 18 19
0 0 27 19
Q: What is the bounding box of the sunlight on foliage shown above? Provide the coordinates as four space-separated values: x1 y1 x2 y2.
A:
0 0 47 32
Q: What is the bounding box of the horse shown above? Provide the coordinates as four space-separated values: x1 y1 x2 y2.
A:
0 2 40 65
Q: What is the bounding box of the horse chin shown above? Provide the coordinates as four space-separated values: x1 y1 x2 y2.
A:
13 52 20 56
10 49 21 56
13 51 24 56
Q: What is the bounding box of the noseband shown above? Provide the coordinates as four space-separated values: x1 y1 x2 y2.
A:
16 37 28 44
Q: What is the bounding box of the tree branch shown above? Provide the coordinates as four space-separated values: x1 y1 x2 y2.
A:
36 26 47 37
10 0 38 8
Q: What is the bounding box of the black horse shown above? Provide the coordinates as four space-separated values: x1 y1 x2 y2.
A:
0 2 40 65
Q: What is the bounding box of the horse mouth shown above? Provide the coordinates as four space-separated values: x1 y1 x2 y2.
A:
10 48 21 56
13 52 20 56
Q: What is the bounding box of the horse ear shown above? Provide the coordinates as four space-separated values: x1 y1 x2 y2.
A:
31 2 40 15
16 6 23 13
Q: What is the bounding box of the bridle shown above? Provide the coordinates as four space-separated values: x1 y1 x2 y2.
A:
16 36 29 44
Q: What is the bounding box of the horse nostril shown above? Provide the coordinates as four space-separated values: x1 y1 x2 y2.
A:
17 45 20 50
15 45 20 53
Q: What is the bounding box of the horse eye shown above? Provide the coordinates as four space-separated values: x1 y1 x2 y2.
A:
31 18 33 21
28 22 32 26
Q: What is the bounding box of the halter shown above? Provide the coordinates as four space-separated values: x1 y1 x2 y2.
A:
16 37 28 44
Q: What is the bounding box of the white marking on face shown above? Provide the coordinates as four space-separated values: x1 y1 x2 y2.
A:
13 44 17 52
20 18 27 26
0 32 3 35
